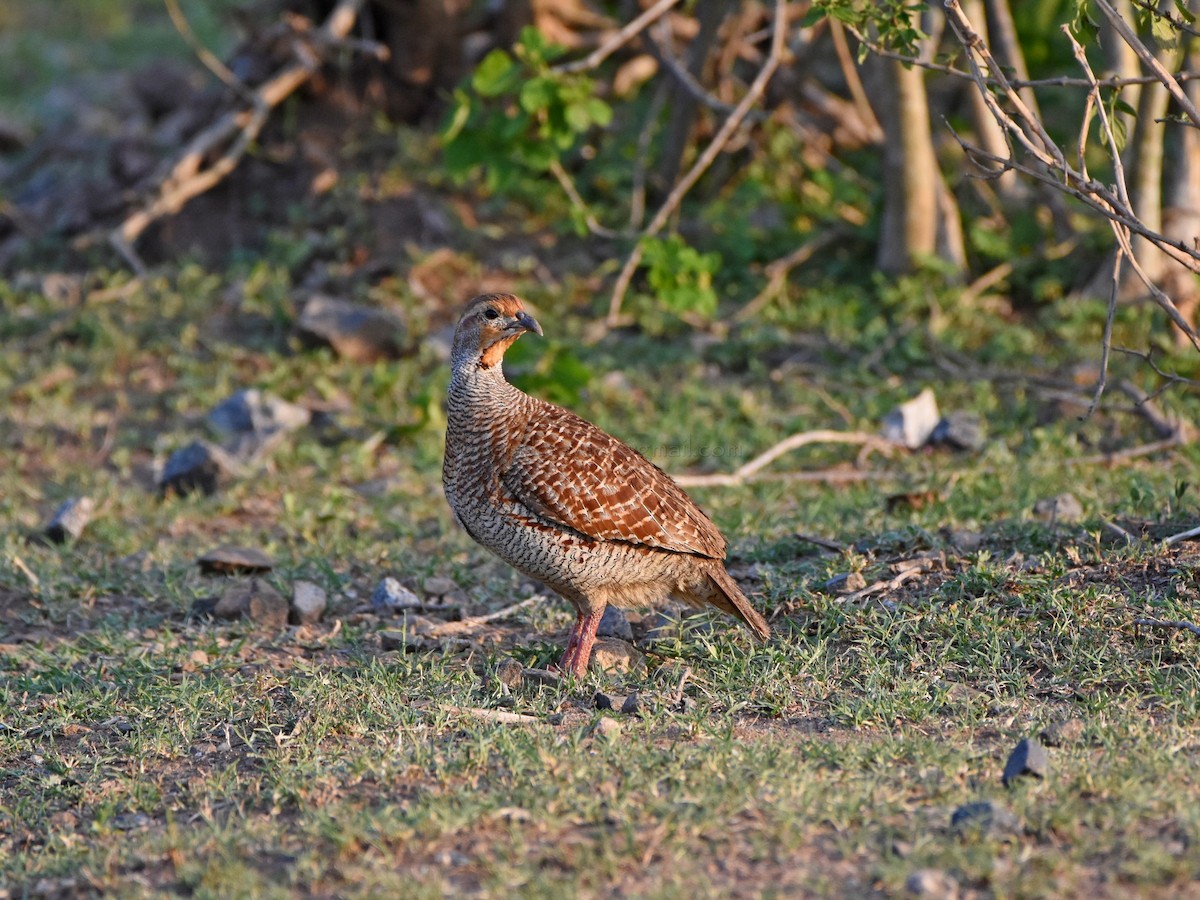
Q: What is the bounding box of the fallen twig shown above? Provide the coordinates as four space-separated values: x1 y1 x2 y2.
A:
1133 618 1200 638
427 595 546 636
441 706 548 726
554 0 681 74
1117 379 1192 442
1163 524 1200 546
734 231 842 323
794 532 847 553
671 430 896 488
606 0 788 325
109 0 366 270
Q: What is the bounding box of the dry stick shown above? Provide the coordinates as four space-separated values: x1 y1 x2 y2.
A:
1096 0 1200 129
441 706 548 726
426 595 546 636
1133 618 1200 637
942 3 1200 349
671 430 895 488
163 0 253 103
1164 524 1200 545
111 0 366 270
605 0 789 326
554 0 683 74
1116 379 1190 439
549 160 621 238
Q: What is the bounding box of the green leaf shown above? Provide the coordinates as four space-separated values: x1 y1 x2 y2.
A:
472 50 518 97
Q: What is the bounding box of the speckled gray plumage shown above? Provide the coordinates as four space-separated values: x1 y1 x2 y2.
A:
442 293 770 674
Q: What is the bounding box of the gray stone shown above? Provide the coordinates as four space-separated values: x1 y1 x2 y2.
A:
593 691 616 710
904 868 959 899
587 717 623 739
597 606 633 641
42 496 95 544
423 576 460 598
298 295 405 363
950 800 1022 838
492 657 525 690
1033 493 1084 523
930 412 985 451
881 387 940 449
372 577 421 613
1003 736 1049 786
620 692 643 716
589 638 646 675
197 545 274 575
208 388 311 438
290 580 327 625
160 440 243 497
213 578 288 629
823 572 867 594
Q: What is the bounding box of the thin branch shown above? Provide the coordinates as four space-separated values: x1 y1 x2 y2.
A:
549 161 622 238
606 0 789 326
164 0 254 103
1133 617 1200 636
426 595 546 636
108 0 366 267
1088 245 1122 417
733 230 842 323
670 430 896 488
440 706 549 725
1116 378 1192 440
1163 524 1200 545
554 0 683 74
1095 0 1200 129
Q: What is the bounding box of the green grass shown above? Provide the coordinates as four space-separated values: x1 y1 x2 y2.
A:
3 249 1200 896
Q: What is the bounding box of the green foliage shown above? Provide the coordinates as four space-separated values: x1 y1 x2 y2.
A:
638 235 721 320
441 27 612 193
505 336 592 406
809 0 929 58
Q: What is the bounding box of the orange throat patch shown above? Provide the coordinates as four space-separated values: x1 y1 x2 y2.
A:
480 334 520 368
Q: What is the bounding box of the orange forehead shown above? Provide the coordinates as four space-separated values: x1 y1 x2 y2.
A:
462 293 525 319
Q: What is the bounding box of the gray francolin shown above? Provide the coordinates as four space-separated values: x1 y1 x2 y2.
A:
443 293 770 676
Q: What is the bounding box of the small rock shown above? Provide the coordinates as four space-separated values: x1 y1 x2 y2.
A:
290 580 327 625
588 717 623 739
298 295 406 363
111 812 151 831
589 638 646 675
197 546 274 575
597 606 634 641
423 576 460 598
620 692 643 716
823 571 867 594
929 412 985 451
207 389 312 463
950 800 1022 838
42 496 95 544
904 868 960 899
1033 493 1084 523
946 529 984 552
160 440 243 497
882 387 941 449
208 388 311 438
213 579 289 629
1039 717 1085 747
372 577 421 613
593 691 616 710
1003 736 1049 786
492 657 525 689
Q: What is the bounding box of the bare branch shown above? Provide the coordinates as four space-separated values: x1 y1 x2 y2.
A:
671 430 896 488
554 0 682 74
606 0 789 326
1133 617 1200 636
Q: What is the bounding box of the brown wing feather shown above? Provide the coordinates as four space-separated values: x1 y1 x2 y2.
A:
501 401 726 558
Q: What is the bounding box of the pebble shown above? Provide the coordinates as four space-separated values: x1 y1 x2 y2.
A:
596 606 634 641
589 638 646 675
881 387 940 449
290 580 327 625
904 868 959 899
1003 736 1049 786
213 578 289 629
493 657 525 690
197 546 274 575
588 717 623 740
208 388 311 438
371 577 421 613
620 692 643 716
298 294 406 363
930 412 985 451
1033 493 1084 523
42 496 95 544
950 800 1022 839
823 572 867 594
160 440 243 497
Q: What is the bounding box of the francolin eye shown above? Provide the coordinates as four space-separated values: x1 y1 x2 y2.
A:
484 308 500 320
